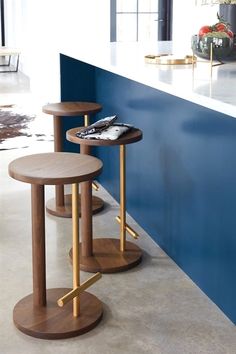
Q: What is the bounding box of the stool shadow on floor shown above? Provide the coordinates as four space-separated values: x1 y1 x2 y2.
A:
117 249 171 275
70 302 113 340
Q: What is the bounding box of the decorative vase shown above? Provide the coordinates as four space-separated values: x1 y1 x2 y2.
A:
219 4 236 33
191 34 236 61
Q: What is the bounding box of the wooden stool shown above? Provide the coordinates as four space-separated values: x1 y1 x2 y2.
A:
42 102 104 218
8 152 103 339
66 127 143 273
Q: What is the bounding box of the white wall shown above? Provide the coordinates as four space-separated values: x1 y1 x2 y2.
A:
4 1 222 102
4 0 110 103
172 0 219 52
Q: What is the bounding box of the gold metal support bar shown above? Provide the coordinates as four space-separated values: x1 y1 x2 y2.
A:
92 181 99 191
57 272 102 307
120 144 126 252
72 183 80 317
115 216 139 239
84 114 90 127
210 42 213 79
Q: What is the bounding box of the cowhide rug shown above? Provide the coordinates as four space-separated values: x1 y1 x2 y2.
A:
0 105 53 150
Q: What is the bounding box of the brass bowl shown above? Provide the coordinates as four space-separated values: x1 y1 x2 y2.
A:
145 54 196 65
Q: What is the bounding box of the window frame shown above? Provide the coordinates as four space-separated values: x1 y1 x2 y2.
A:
110 0 173 42
0 0 5 46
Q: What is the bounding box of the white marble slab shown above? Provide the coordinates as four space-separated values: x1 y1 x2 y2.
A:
60 41 236 118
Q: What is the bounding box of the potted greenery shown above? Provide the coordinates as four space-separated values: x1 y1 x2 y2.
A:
192 12 236 60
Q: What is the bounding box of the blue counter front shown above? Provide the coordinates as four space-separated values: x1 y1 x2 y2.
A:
60 54 236 324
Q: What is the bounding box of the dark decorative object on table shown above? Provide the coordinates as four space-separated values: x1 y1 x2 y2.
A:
192 34 236 61
192 10 236 61
219 4 236 33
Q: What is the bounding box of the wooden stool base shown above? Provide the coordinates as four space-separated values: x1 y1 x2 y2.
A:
13 288 103 339
70 238 142 273
46 194 104 218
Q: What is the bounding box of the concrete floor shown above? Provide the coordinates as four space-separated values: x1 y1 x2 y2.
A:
0 70 236 354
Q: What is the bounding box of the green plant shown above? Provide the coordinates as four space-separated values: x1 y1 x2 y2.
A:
218 1 236 4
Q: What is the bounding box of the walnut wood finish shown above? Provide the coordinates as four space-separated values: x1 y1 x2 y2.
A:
9 152 103 339
13 289 103 339
69 238 142 273
81 180 93 257
66 127 143 146
53 115 65 208
42 102 102 117
46 194 104 218
66 128 143 273
80 144 93 257
8 152 103 185
31 184 46 307
43 102 104 218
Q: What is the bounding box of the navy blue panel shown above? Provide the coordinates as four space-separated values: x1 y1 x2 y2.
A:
60 56 236 324
60 54 96 152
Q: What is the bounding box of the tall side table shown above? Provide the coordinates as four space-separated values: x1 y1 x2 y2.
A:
8 152 103 339
66 127 143 273
42 102 104 218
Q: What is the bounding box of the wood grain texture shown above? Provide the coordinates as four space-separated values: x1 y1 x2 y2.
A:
81 181 93 257
55 184 65 207
69 238 142 273
13 289 103 339
66 127 143 146
53 116 62 152
42 102 102 117
31 184 46 307
8 152 103 185
46 194 104 218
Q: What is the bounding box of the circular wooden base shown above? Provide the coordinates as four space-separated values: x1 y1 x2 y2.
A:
70 238 142 273
46 194 104 218
13 288 103 339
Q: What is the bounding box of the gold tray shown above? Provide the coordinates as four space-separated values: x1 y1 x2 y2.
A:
145 54 197 65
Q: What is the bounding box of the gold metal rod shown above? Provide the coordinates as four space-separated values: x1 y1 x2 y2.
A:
57 272 102 307
210 42 213 79
92 181 99 191
72 183 80 317
120 145 126 252
58 288 78 307
115 216 139 239
84 114 90 127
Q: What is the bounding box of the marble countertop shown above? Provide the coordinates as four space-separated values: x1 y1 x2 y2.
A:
60 41 236 118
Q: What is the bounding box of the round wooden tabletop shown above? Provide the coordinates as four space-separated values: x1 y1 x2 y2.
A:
42 102 102 117
8 152 103 185
66 127 143 146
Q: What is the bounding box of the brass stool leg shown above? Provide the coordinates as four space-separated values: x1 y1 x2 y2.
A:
58 180 101 309
116 145 139 242
120 145 126 252
84 114 90 127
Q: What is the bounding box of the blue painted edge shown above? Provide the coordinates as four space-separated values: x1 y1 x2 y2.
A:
60 54 236 324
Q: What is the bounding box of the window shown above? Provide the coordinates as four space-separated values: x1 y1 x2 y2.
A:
0 0 5 46
110 0 172 42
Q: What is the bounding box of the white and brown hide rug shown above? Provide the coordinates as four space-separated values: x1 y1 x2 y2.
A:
0 105 53 150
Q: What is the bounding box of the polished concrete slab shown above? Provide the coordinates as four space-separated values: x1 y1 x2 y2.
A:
0 71 236 353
